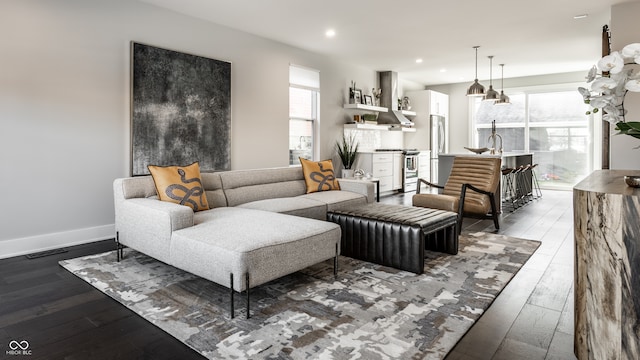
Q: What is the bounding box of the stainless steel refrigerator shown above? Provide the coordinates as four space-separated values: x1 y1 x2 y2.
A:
430 114 448 184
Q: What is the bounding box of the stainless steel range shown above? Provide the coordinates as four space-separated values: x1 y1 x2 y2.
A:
375 148 419 193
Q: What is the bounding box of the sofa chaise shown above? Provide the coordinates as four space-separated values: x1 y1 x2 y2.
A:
113 166 374 318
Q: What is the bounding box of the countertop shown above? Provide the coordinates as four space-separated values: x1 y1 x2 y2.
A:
573 170 640 196
438 152 533 158
357 149 430 154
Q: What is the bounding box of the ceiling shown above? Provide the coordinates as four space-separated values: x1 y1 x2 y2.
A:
139 0 636 86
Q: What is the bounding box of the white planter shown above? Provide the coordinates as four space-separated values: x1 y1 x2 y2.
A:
341 169 354 178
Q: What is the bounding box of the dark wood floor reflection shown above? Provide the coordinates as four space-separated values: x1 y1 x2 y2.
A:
0 190 575 359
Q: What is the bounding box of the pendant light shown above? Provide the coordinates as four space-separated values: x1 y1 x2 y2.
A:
495 63 511 105
483 56 499 101
466 46 486 97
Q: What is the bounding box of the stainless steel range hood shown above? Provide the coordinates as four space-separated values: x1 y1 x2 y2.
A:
376 71 413 127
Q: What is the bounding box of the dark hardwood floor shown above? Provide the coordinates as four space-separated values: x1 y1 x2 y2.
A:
0 190 575 359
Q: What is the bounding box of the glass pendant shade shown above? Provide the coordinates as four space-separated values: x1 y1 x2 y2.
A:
483 56 499 101
466 46 486 97
495 63 511 105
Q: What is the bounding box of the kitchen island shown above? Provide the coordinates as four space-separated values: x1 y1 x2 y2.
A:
436 152 533 211
437 152 533 185
573 170 640 359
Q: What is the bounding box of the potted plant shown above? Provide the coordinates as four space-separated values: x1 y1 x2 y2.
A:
336 132 359 178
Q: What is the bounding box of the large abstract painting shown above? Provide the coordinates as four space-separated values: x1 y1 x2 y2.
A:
131 42 231 176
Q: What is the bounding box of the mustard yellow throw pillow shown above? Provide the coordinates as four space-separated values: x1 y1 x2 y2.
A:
148 162 209 212
299 157 340 193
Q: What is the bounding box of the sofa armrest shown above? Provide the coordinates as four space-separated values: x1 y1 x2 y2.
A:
115 198 194 263
337 179 375 203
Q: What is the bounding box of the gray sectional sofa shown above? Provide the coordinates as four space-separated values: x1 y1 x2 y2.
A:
113 166 374 317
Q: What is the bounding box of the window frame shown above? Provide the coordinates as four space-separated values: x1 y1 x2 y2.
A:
289 65 320 166
469 82 600 187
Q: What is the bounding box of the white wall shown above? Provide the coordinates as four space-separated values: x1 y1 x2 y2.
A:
610 1 640 170
0 0 380 257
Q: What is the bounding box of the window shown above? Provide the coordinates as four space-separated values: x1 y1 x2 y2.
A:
471 85 593 189
289 65 319 165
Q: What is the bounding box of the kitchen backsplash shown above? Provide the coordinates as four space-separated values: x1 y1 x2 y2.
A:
344 129 403 151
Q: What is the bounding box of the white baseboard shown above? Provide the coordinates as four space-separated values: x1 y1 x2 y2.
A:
0 224 115 260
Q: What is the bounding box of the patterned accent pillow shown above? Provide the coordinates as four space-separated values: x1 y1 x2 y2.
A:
147 162 210 212
299 157 341 193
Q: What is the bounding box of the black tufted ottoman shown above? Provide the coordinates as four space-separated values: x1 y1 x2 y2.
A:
327 203 458 274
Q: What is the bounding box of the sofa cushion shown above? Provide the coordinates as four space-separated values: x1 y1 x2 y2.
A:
148 162 209 212
299 190 367 211
220 167 307 207
200 172 227 208
236 197 326 220
299 158 340 193
171 207 341 292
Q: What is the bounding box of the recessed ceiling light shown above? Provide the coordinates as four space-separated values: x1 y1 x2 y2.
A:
573 14 588 19
415 58 423 64
440 69 447 73
325 29 336 38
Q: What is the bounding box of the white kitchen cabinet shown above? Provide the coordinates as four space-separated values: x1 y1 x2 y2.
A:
403 90 449 150
404 90 448 119
418 151 431 183
354 152 402 193
392 153 402 190
430 91 449 118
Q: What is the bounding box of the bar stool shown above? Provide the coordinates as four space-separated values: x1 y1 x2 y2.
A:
521 164 534 203
513 165 529 208
501 167 517 211
530 164 542 199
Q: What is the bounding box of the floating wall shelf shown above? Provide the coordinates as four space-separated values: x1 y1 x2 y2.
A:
344 123 416 132
343 104 388 112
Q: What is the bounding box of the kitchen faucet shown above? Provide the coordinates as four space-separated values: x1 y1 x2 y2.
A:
487 120 503 154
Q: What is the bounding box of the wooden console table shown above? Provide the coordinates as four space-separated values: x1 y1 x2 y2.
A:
573 170 640 359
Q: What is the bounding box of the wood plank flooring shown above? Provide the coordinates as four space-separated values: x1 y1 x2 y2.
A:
0 190 575 359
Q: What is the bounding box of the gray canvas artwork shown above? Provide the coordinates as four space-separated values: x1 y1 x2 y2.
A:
131 42 231 176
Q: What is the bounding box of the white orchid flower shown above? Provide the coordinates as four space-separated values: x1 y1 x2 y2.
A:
626 79 640 92
580 43 640 127
610 71 630 97
578 87 591 100
622 43 640 64
598 51 624 73
588 94 614 108
591 77 619 93
603 111 623 123
585 65 597 82
601 103 624 123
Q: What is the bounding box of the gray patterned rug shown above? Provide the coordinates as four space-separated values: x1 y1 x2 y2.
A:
60 232 539 359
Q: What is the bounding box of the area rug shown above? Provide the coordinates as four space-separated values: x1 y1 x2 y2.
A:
60 232 539 359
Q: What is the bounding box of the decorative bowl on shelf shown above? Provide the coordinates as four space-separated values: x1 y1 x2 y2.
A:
624 175 640 188
464 147 490 154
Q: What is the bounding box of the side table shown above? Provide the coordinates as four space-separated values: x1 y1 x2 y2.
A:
343 176 380 202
